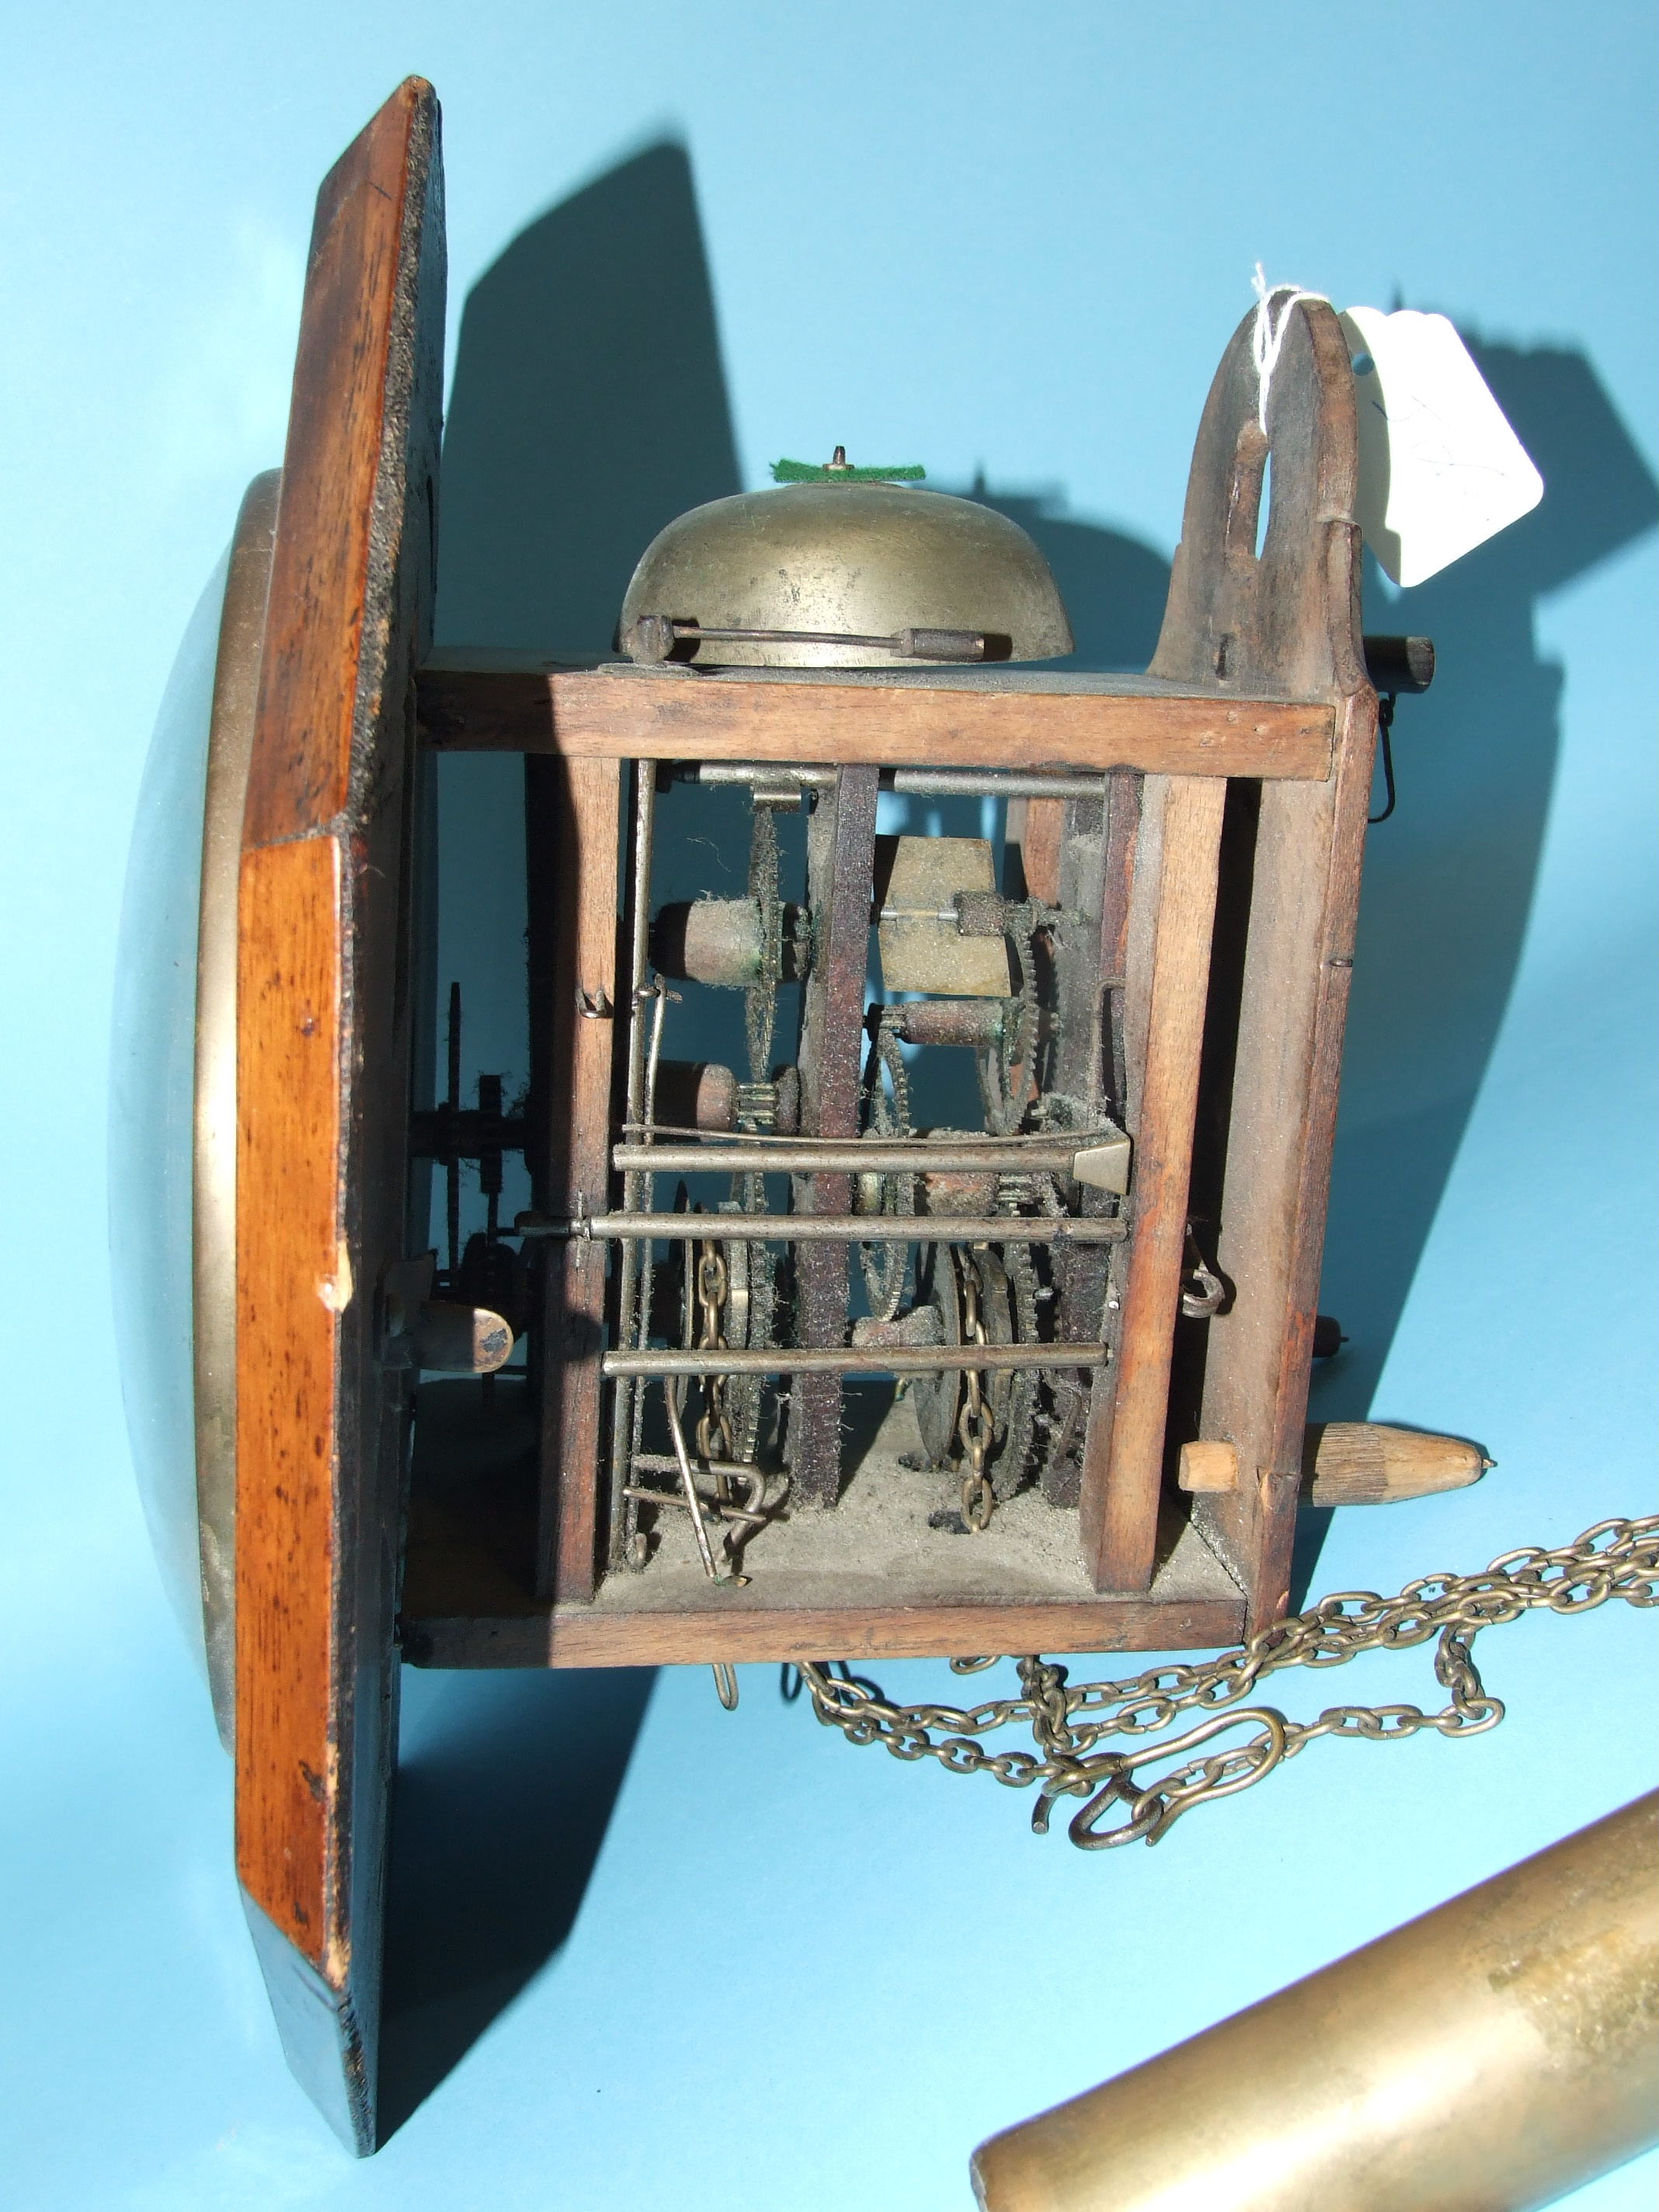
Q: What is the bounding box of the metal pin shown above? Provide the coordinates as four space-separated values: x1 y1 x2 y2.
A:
661 1380 749 1585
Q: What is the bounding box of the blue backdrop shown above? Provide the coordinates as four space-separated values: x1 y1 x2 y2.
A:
3 5 1655 2204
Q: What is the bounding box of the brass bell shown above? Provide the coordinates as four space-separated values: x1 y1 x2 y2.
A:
617 447 1074 667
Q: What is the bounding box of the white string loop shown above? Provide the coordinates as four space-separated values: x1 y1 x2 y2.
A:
1251 263 1328 435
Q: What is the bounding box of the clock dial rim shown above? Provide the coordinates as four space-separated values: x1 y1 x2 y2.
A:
193 467 281 1745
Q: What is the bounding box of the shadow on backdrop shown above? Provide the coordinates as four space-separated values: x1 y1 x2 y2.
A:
435 140 742 656
381 140 741 2139
379 1668 656 2138
1298 334 1658 1602
968 476 1174 676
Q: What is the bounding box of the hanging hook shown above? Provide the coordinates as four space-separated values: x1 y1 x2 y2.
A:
1369 693 1398 824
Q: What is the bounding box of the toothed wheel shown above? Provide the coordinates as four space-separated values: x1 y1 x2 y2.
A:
1000 1239 1044 1497
909 1241 964 1467
973 1243 1042 1499
715 1202 777 1463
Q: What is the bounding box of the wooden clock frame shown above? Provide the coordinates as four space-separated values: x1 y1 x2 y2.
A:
229 80 1387 2146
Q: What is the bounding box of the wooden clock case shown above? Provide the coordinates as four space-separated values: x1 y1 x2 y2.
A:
207 79 1439 2147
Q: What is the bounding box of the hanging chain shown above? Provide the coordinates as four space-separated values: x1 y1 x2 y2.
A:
693 1240 736 1462
783 1515 1659 1849
955 1253 996 1532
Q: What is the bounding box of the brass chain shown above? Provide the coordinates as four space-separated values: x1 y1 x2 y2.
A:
955 1253 996 1532
694 1240 736 1463
788 1515 1659 1849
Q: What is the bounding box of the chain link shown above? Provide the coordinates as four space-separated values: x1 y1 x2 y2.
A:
956 1254 996 1531
693 1240 736 1462
787 1515 1659 1849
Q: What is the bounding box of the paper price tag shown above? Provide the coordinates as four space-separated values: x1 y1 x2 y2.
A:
1339 307 1543 588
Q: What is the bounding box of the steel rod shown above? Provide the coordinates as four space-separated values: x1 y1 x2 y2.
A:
621 1485 769 1529
617 1122 1122 1146
604 1344 1108 1377
687 762 837 789
517 1210 1125 1245
628 1453 773 1483
687 763 1109 802
608 760 660 1567
661 1376 729 1581
893 768 1106 800
610 1140 1111 1176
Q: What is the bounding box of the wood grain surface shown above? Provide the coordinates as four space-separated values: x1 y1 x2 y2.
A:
1079 775 1227 1589
245 110 435 844
404 1589 1247 1669
235 833 343 1951
416 665 1334 778
1193 689 1376 1625
1147 295 1373 1632
530 756 621 1602
1302 1421 1487 1505
233 76 443 2155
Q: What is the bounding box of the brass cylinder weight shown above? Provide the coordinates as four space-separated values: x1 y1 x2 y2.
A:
972 1792 1659 2212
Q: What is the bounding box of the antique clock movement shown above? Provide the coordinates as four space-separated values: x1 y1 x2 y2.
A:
116 78 1481 2150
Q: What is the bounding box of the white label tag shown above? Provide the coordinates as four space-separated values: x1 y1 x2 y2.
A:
1339 307 1543 588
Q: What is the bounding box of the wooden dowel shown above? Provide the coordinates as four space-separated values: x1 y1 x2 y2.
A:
1177 1424 1490 1504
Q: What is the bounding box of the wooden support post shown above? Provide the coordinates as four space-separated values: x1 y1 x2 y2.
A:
1192 691 1376 1626
790 763 879 1506
1135 292 1372 1629
1079 773 1226 1591
1005 792 1066 907
530 754 622 1602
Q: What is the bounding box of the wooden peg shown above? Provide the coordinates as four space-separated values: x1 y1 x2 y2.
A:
1178 1440 1240 1494
1301 1422 1489 1506
413 1301 514 1375
1177 1425 1490 1505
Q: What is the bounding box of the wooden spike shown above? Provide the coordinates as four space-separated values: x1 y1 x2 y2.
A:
1301 1422 1489 1507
